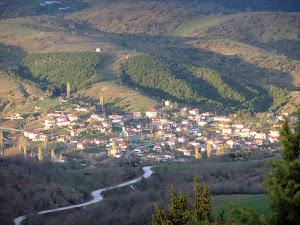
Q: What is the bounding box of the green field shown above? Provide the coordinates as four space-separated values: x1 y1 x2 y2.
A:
173 14 235 36
212 194 270 216
36 98 60 108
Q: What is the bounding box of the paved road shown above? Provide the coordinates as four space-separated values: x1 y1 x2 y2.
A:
14 166 153 225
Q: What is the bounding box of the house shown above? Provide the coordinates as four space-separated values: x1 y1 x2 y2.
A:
181 107 192 112
45 119 56 129
109 137 123 143
57 120 70 127
24 131 42 140
181 120 189 125
101 121 110 128
153 144 163 151
157 130 165 136
222 128 232 134
201 112 214 118
250 130 257 137
167 140 177 148
112 119 124 126
189 141 200 146
183 150 193 156
198 120 208 126
165 100 172 107
178 136 189 144
213 116 230 122
234 123 244 129
255 139 264 145
269 130 280 137
133 112 143 119
176 147 189 152
189 109 199 115
269 136 278 143
75 107 91 113
6 113 23 120
165 132 176 138
242 127 251 133
226 139 235 147
239 131 250 137
219 122 230 128
146 110 159 118
77 142 88 149
108 115 123 120
256 132 266 139
67 114 78 122
135 146 150 153
57 136 67 143
94 139 105 145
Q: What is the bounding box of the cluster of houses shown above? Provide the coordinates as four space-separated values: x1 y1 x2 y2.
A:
14 100 292 162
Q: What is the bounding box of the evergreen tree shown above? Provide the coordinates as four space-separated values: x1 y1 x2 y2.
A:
38 147 43 161
67 82 71 99
264 109 300 225
152 175 212 225
51 149 55 160
0 130 3 148
207 143 212 158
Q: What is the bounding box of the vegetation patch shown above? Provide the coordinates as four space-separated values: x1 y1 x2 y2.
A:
9 52 105 95
117 54 288 112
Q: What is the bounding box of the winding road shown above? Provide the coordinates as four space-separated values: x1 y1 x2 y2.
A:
14 166 153 225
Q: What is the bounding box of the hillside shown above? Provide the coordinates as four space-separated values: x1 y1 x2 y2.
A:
77 81 159 113
0 2 298 113
0 70 44 113
117 54 288 112
186 39 300 87
65 1 198 36
16 52 105 95
185 12 300 60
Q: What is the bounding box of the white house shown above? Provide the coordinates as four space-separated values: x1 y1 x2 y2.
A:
146 110 158 118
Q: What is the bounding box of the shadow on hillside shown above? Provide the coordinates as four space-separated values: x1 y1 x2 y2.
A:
0 43 28 70
102 31 296 90
257 39 300 61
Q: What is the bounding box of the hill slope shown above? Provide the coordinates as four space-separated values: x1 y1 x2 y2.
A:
0 70 44 113
185 12 300 60
117 54 288 112
77 81 159 113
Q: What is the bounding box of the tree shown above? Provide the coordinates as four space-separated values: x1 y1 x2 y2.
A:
152 174 264 225
23 145 27 158
195 146 202 159
207 143 212 158
263 110 300 225
38 147 43 161
216 146 230 156
100 96 104 109
51 149 55 160
0 130 3 148
152 175 212 225
66 82 71 99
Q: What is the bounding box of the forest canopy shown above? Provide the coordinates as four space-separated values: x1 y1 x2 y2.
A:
117 55 288 112
10 52 104 95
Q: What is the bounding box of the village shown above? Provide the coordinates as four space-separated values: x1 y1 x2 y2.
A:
1 99 293 167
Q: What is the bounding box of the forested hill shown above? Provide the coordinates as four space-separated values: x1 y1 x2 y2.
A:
9 52 104 95
117 55 288 112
